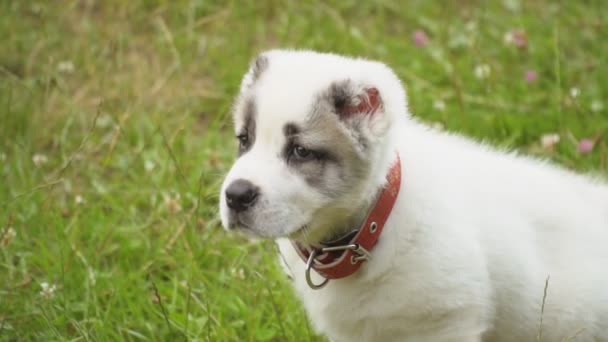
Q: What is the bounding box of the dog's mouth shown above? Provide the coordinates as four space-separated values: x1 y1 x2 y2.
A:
228 217 258 234
229 215 311 239
288 223 329 245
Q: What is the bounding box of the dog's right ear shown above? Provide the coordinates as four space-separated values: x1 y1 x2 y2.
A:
239 54 269 92
249 54 269 84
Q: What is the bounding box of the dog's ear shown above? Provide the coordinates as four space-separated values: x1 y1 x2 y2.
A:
239 53 269 92
327 80 389 141
329 80 383 119
249 54 269 83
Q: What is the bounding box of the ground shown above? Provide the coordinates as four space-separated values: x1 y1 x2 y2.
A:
0 0 607 340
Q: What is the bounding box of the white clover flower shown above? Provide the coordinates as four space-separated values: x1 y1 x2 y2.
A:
144 160 156 172
32 154 49 167
75 194 85 205
569 87 580 98
540 133 560 150
164 193 182 214
57 60 75 74
433 100 446 112
503 31 515 45
230 268 246 280
474 64 491 79
1 227 16 246
591 100 603 113
40 282 57 299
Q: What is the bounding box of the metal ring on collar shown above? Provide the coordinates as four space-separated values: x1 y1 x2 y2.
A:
305 249 330 290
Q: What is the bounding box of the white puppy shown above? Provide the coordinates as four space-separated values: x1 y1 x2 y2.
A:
219 50 608 341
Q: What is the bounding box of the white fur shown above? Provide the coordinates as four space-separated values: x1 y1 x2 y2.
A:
223 50 608 341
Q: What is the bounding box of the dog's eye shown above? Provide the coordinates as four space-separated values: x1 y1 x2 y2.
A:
291 144 318 161
294 145 310 159
236 134 249 149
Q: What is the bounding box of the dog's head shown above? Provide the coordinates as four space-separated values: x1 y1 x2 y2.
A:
219 50 407 243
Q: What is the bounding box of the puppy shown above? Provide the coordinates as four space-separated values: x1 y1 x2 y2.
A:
219 50 608 341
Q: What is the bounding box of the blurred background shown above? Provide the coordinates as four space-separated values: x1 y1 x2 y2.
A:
1 0 606 340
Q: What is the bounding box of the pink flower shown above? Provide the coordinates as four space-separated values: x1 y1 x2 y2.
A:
412 29 429 47
504 29 528 48
578 139 594 154
525 70 537 83
512 30 528 48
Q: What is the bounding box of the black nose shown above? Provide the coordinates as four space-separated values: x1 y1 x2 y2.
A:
225 179 259 212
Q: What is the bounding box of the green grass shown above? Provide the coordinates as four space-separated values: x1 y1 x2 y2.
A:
1 0 607 340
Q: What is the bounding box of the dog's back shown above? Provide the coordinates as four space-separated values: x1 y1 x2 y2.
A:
397 123 608 340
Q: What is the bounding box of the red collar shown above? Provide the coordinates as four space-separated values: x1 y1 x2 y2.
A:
291 154 402 289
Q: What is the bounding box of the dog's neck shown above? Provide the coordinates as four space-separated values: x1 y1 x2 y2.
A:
298 158 396 247
322 201 374 244
328 126 401 240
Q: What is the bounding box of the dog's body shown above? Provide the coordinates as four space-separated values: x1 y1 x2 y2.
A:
220 50 608 341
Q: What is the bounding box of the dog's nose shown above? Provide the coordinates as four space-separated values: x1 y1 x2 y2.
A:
225 179 259 212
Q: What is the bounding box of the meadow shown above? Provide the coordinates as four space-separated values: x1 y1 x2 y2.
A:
1 0 607 340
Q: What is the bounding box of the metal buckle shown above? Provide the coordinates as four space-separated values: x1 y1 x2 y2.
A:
305 244 372 290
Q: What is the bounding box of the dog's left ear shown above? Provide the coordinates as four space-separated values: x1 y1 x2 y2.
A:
330 80 383 118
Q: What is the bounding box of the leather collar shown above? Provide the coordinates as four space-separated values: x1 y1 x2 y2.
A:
291 153 402 289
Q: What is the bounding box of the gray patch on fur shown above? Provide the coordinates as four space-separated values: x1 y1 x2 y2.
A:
327 79 354 113
283 123 300 137
282 93 371 199
250 54 269 83
320 79 372 151
238 97 256 156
